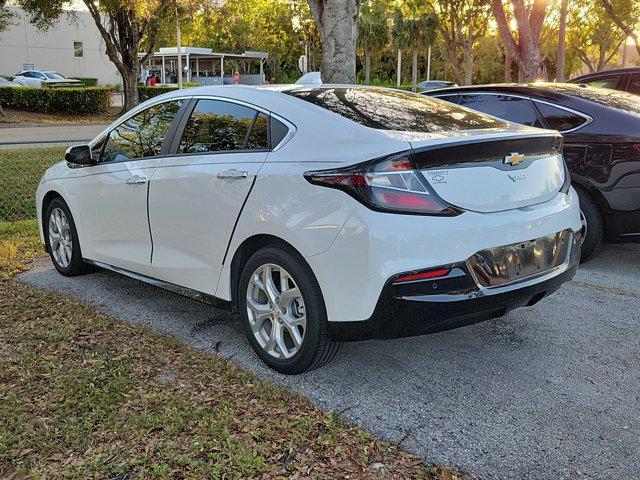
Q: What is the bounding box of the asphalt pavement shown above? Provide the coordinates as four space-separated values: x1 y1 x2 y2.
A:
0 123 110 146
21 244 640 479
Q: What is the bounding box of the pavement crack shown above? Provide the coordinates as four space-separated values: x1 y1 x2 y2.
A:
569 280 640 299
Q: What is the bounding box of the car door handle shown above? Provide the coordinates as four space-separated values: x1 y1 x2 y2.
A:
126 174 148 185
217 169 248 180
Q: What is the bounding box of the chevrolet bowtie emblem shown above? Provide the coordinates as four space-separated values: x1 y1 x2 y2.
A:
504 152 524 166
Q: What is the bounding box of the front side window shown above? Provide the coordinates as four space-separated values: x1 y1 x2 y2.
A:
285 87 506 132
457 94 544 128
101 100 183 163
534 101 588 132
178 99 260 154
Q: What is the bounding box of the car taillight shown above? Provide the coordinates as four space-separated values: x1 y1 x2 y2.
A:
304 153 459 216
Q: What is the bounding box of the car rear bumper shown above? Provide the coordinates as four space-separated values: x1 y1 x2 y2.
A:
329 230 580 341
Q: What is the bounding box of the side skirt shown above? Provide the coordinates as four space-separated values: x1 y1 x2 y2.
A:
83 259 232 310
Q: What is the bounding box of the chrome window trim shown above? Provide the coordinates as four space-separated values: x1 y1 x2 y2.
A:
531 98 593 133
91 94 297 152
432 91 593 133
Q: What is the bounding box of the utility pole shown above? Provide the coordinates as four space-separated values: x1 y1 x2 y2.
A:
427 45 432 81
176 0 183 89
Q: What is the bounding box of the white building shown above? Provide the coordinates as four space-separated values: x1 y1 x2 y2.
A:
0 7 121 85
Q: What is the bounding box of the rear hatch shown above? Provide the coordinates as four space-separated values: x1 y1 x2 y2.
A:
405 130 565 213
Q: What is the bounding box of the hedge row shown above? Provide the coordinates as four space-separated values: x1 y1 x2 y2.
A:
0 86 112 114
138 83 201 102
72 77 98 87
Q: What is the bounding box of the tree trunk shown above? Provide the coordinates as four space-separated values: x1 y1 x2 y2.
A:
463 44 474 85
307 0 360 83
411 47 418 92
396 48 402 86
504 54 512 82
121 64 140 112
0 103 6 118
364 51 371 84
556 0 568 81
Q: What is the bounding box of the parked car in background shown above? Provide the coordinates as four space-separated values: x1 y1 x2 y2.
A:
36 85 580 373
12 70 83 88
417 80 457 92
424 83 640 261
569 67 640 95
0 75 20 87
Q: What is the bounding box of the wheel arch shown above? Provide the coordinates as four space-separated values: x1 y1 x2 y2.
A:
228 234 310 313
40 190 64 252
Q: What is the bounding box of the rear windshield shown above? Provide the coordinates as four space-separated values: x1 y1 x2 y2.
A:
550 84 640 116
285 87 507 132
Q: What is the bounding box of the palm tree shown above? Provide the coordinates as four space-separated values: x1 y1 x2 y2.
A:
357 2 389 85
392 9 438 92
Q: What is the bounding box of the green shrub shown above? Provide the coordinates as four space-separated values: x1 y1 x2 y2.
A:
0 86 112 114
138 83 202 102
72 77 98 87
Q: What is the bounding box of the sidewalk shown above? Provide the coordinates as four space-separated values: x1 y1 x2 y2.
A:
0 123 110 146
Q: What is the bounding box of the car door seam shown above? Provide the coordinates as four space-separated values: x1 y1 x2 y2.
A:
221 175 258 266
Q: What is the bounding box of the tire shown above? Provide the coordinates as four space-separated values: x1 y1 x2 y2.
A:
238 245 339 374
576 187 606 262
44 197 94 276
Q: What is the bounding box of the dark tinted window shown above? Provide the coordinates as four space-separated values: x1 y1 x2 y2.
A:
627 74 640 95
285 87 506 132
102 100 182 163
534 101 588 131
582 75 620 90
245 113 269 150
550 84 640 117
457 94 543 127
270 117 289 147
179 99 258 153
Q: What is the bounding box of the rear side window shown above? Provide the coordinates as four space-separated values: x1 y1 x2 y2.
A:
581 75 620 90
626 74 640 95
178 99 260 153
270 117 290 147
534 101 588 132
456 94 544 128
245 112 269 150
101 100 182 163
285 87 506 132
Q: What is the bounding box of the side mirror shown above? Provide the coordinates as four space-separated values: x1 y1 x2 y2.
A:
65 144 93 165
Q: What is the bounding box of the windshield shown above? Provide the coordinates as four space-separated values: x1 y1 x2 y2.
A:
285 87 507 132
44 72 66 80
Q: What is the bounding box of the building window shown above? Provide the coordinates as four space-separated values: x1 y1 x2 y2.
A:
74 41 83 58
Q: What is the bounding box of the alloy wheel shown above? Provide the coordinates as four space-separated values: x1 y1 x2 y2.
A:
49 207 72 268
246 263 307 359
579 209 587 247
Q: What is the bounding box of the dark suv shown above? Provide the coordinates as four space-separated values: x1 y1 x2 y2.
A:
569 67 640 95
423 83 640 261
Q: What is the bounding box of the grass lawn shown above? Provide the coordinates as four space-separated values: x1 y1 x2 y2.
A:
0 147 67 222
0 225 462 479
0 107 120 125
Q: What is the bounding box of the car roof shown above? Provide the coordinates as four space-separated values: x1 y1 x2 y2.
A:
424 82 600 103
570 67 640 81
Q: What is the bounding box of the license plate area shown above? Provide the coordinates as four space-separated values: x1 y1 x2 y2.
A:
467 230 573 288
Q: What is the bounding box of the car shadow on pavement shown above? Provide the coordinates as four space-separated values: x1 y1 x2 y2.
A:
21 244 640 480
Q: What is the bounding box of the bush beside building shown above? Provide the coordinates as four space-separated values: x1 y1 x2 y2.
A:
0 86 112 114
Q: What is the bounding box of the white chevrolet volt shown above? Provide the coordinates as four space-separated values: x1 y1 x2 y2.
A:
37 85 582 373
